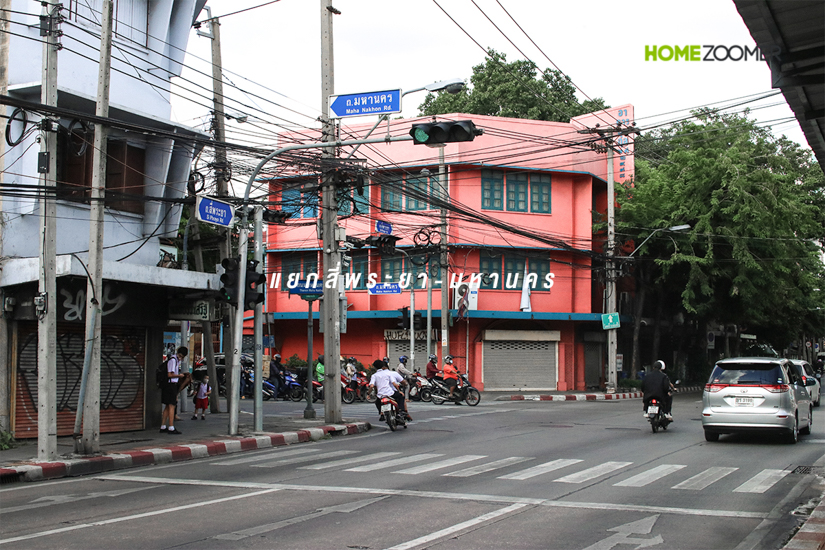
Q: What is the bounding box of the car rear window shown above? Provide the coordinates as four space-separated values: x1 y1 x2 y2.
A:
709 363 786 385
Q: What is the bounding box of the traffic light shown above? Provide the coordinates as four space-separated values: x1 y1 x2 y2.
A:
365 234 401 255
219 257 240 307
396 306 410 329
409 120 483 146
412 312 423 330
243 259 267 310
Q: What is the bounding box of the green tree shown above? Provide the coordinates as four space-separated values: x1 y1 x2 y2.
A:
418 50 607 122
618 110 825 371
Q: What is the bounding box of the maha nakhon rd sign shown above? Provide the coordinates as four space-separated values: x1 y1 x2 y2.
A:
329 89 401 118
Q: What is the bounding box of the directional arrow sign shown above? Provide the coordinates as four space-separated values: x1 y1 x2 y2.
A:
196 196 235 227
582 515 663 550
329 89 401 118
602 313 621 330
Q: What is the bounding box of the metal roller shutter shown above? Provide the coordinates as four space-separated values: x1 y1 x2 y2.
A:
13 322 146 438
387 340 428 370
483 340 557 391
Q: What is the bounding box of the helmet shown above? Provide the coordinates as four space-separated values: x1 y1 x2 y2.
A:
274 354 281 359
445 355 454 364
399 356 408 363
349 357 356 363
383 356 389 362
654 360 666 371
428 354 437 361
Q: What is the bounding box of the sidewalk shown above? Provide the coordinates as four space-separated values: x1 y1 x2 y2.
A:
487 384 703 401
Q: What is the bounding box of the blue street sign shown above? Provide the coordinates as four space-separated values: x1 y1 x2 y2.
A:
289 281 324 296
368 283 401 295
329 89 401 118
375 220 393 235
195 196 234 227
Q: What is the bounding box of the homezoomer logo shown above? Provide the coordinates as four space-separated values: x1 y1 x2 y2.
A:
645 45 764 61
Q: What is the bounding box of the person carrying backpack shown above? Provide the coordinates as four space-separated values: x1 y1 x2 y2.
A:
161 346 188 434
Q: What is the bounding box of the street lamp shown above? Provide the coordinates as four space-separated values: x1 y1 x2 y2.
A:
629 224 691 256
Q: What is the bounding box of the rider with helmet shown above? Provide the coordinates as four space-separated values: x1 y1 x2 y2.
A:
441 355 460 403
345 357 358 390
395 356 414 419
369 359 409 421
641 360 673 420
426 354 439 380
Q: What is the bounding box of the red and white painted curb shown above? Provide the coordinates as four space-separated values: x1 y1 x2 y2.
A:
502 385 703 402
0 422 369 483
784 499 825 550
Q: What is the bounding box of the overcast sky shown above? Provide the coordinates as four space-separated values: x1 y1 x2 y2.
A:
171 0 808 150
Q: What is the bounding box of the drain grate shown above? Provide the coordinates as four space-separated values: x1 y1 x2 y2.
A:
792 466 824 475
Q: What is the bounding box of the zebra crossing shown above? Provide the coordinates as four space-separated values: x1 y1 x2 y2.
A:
213 449 793 494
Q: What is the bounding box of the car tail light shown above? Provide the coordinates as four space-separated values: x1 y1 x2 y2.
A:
801 376 807 385
705 383 727 392
763 384 789 393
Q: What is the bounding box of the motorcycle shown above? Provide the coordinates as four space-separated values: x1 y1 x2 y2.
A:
408 371 433 402
379 395 407 431
646 397 671 433
430 373 481 406
353 372 375 403
342 374 357 404
284 372 306 402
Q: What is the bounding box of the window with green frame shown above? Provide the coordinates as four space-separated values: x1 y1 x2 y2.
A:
337 188 351 216
504 256 526 289
280 252 318 290
381 257 404 284
353 185 369 215
530 173 551 213
349 252 369 289
530 257 551 291
479 253 502 289
381 183 402 211
406 175 429 211
405 255 431 288
481 169 504 210
507 173 528 212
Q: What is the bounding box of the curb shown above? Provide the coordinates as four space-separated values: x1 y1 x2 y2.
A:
784 498 825 550
0 421 370 484
496 386 703 402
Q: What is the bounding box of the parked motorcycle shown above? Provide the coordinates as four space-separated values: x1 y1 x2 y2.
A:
646 397 671 433
430 373 481 406
379 395 407 431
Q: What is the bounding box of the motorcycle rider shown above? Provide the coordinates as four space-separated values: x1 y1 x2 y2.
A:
315 354 325 383
345 357 358 391
641 360 673 420
426 354 439 380
268 353 283 399
368 359 409 421
396 356 414 416
441 355 460 404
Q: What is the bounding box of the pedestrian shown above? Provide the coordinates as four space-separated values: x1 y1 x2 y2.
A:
192 375 211 420
315 354 325 383
345 357 358 390
161 346 187 434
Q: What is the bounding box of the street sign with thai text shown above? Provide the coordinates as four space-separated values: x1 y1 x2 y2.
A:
195 196 234 227
329 89 401 118
368 283 401 295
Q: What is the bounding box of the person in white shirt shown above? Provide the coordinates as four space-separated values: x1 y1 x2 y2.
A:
161 346 187 434
369 359 409 421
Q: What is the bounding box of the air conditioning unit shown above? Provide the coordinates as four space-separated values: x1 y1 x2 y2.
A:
453 283 479 310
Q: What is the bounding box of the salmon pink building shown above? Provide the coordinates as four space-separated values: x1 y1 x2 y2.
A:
262 107 634 392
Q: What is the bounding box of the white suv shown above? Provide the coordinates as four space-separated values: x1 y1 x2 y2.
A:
790 359 820 407
702 357 813 444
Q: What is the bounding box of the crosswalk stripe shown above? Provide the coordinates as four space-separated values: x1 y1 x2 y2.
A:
614 464 687 487
394 455 487 475
251 450 358 468
498 459 583 480
733 469 791 493
554 461 633 483
672 467 738 490
213 447 320 466
346 454 444 472
444 457 533 477
298 452 400 470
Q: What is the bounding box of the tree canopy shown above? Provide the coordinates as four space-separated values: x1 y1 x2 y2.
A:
417 50 608 122
618 110 825 351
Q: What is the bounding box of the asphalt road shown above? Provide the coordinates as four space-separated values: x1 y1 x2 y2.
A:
1 394 824 550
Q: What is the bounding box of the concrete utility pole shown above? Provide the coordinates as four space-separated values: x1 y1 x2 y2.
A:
36 1 60 461
79 0 114 455
253 206 264 432
605 145 617 393
0 0 12 434
439 147 449 361
320 0 342 423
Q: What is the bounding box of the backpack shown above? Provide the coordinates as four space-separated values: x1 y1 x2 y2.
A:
156 359 169 388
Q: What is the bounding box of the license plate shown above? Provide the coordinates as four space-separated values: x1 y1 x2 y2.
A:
380 404 391 413
647 405 659 414
735 397 754 406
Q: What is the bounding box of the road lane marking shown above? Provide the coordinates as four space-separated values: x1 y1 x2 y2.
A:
213 447 321 466
394 455 486 475
733 469 791 493
444 457 533 477
251 450 357 468
0 488 281 546
614 465 687 487
672 467 738 490
554 462 633 484
2 487 156 514
384 503 530 550
346 454 444 472
298 452 400 470
498 459 583 480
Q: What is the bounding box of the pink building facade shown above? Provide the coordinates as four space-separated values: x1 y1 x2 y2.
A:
260 108 634 392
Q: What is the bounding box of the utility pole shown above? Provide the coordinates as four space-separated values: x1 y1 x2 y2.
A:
36 0 60 461
320 0 341 423
439 146 449 362
79 0 113 454
605 145 617 393
0 0 12 434
253 206 264 432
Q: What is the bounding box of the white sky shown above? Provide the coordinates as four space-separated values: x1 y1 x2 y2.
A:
171 0 808 151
